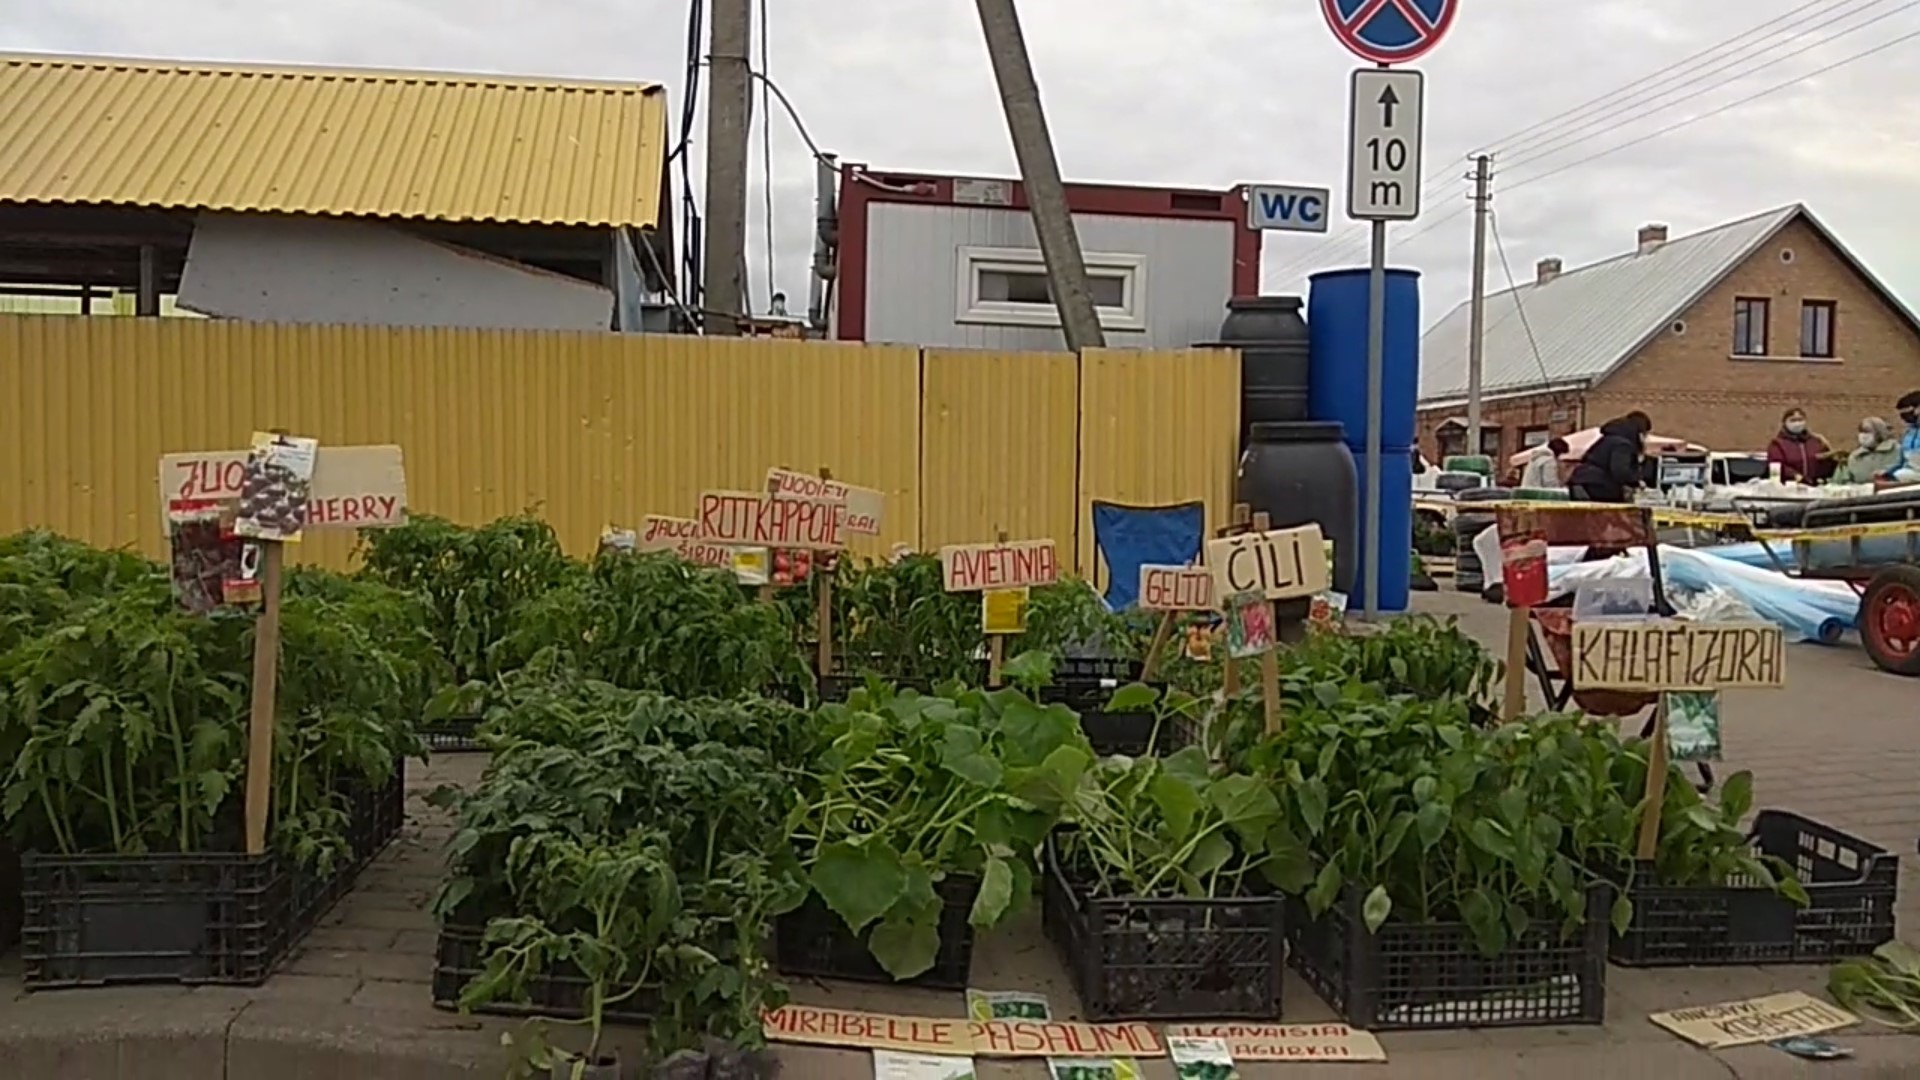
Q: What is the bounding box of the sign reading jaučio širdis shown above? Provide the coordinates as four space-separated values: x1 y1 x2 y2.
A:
1205 523 1330 602
939 539 1058 592
1572 620 1784 691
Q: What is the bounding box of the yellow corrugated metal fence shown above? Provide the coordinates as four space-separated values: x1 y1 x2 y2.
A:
0 314 1240 575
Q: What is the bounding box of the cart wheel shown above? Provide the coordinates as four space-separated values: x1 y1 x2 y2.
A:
1860 566 1920 676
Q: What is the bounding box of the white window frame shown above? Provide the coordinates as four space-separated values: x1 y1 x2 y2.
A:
954 245 1148 331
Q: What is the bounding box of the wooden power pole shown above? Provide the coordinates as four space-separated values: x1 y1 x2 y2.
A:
702 0 752 336
972 0 1106 351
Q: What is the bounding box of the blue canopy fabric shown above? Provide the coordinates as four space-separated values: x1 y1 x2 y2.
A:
1091 500 1207 610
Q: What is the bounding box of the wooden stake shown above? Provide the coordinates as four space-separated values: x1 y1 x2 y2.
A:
244 540 284 856
1218 504 1253 700
1502 607 1529 723
1636 701 1670 861
1139 612 1175 682
987 528 1008 687
1250 511 1282 736
815 466 836 674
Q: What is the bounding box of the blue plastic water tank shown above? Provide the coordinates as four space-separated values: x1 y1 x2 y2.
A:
1351 444 1414 613
1307 267 1422 450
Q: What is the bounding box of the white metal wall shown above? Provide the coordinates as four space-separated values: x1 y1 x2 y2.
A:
859 202 1235 350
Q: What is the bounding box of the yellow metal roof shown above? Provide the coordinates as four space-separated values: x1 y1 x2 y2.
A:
0 53 668 229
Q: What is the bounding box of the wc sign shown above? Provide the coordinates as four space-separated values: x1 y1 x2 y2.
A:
1246 184 1330 234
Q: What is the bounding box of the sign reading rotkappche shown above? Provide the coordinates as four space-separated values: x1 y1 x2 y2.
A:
1572 620 1784 691
696 490 845 550
939 540 1058 592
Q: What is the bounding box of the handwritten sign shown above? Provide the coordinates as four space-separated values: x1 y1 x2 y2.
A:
159 445 407 530
760 1005 1162 1059
1164 1023 1386 1063
1650 992 1856 1049
1572 621 1784 691
1139 565 1214 611
766 467 885 535
636 515 732 568
1205 523 1330 602
696 490 846 550
940 539 1058 592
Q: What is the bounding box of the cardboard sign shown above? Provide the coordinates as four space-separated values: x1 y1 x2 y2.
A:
1139 565 1214 611
1205 524 1330 602
159 445 407 531
1164 1023 1387 1063
1572 620 1785 691
940 539 1059 592
697 490 846 550
637 515 733 568
761 1006 1161 1059
1650 992 1856 1049
982 588 1029 634
765 467 885 535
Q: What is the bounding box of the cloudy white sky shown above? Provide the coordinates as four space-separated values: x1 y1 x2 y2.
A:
9 0 1920 325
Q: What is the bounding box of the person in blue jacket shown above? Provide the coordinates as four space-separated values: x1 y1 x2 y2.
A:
1882 391 1920 480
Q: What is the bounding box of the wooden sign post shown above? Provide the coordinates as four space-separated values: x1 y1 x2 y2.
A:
1136 562 1214 680
1205 511 1331 735
1215 504 1253 699
938 534 1059 687
1572 618 1785 857
764 465 887 672
159 440 408 857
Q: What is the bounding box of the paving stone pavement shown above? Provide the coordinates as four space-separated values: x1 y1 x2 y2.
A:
1 589 1917 1077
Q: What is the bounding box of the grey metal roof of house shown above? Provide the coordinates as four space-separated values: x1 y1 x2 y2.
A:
1419 204 1812 406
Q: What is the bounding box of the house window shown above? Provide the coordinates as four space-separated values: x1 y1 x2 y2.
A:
1479 428 1503 457
955 246 1147 331
1436 427 1466 459
1732 297 1769 356
1800 300 1836 359
1521 426 1551 449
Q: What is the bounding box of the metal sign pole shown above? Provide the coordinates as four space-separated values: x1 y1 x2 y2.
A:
1364 221 1386 620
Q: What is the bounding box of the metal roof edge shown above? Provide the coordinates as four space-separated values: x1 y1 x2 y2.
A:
0 50 666 94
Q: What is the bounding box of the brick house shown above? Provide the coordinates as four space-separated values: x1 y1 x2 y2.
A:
1416 205 1920 469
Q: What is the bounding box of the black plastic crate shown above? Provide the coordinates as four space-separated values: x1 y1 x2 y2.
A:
1611 810 1897 967
0 840 21 951
1285 884 1608 1031
345 761 407 868
431 916 655 1025
21 852 298 988
422 717 483 752
1075 708 1195 758
1041 838 1281 1021
775 874 978 990
1051 656 1142 685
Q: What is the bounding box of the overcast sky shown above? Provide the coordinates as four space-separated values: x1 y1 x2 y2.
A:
9 0 1920 326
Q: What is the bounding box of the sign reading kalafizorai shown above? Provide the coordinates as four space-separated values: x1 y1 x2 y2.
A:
1572 620 1784 691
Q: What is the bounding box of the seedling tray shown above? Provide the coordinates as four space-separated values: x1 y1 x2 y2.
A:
1285 884 1608 1031
1611 810 1897 967
775 874 978 990
421 716 483 752
1042 838 1282 1021
431 916 655 1025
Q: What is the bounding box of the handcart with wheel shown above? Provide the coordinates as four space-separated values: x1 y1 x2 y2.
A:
1740 490 1920 675
1516 528 1716 793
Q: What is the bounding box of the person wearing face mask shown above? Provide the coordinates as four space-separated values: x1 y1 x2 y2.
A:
1833 417 1902 484
1765 407 1831 483
1883 391 1920 481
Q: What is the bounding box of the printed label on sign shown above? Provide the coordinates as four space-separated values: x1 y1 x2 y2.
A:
1139 565 1214 611
1650 992 1856 1050
1165 1023 1387 1062
872 1050 977 1080
1572 621 1785 691
1205 524 1330 602
697 490 847 550
981 588 1030 635
940 540 1058 592
159 445 406 532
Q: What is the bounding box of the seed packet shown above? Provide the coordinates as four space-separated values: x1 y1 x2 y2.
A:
234 432 318 542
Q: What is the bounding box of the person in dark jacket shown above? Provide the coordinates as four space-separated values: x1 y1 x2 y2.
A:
1764 406 1832 483
1568 413 1651 502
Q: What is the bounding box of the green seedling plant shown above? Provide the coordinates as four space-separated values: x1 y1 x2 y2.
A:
789 682 1095 979
1831 941 1920 1031
831 555 983 683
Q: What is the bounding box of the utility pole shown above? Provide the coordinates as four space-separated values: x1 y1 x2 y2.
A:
701 0 752 336
1464 154 1491 458
972 0 1105 350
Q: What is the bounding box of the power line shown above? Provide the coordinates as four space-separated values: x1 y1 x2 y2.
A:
1488 209 1552 389
1505 24 1920 194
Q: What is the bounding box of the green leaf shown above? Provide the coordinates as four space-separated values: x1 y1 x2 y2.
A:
1460 889 1507 957
810 841 907 934
1468 819 1516 861
1005 744 1092 815
1718 770 1754 822
1185 831 1234 882
1377 810 1415 861
867 914 941 980
1361 884 1392 933
939 724 1004 787
1411 775 1438 804
1297 779 1329 837
1306 860 1344 917
1148 771 1203 843
1415 800 1450 850
1261 822 1315 893
970 857 1016 929
1207 775 1280 831
1106 682 1160 713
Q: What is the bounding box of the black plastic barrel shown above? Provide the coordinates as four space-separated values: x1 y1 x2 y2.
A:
1234 420 1357 596
1207 296 1311 448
